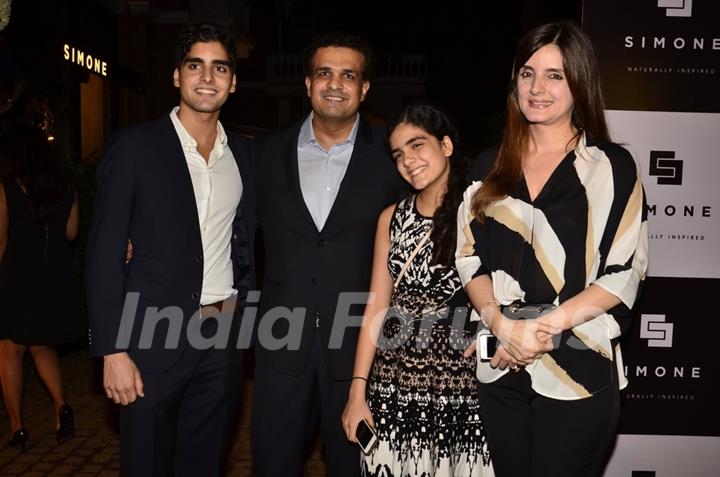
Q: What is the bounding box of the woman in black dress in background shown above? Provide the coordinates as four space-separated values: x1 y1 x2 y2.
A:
0 125 80 449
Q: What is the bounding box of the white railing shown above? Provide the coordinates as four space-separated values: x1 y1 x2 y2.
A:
266 54 427 83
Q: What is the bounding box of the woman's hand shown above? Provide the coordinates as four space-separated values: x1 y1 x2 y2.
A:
464 334 524 371
491 315 560 365
490 344 525 371
341 380 375 442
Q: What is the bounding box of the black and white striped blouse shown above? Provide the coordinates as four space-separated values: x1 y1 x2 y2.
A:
456 133 648 400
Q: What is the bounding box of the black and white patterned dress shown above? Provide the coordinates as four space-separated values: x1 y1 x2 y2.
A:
361 196 494 477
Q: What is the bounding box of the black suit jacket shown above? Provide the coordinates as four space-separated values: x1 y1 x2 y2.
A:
255 116 406 379
86 115 255 373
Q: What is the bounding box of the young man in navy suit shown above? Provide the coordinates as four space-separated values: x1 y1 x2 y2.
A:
86 22 254 476
252 33 406 476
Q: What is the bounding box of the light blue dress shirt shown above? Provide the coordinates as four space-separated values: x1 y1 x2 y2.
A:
297 112 360 230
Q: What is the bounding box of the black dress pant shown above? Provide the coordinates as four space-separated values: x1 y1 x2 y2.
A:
251 334 360 477
477 370 619 477
119 341 244 477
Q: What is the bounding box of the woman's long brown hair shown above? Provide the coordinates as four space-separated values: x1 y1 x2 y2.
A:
471 21 611 220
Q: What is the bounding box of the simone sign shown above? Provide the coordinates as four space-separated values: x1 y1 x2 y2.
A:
583 0 720 112
63 43 108 77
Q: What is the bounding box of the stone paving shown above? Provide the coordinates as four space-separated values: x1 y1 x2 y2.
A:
0 350 326 476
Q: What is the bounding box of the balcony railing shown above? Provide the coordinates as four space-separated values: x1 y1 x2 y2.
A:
267 54 427 84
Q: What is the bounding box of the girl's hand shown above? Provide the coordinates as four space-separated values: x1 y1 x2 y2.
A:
341 380 375 442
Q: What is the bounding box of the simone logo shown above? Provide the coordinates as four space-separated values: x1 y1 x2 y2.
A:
657 0 692 17
647 150 713 220
624 1 719 52
649 150 682 185
640 314 673 348
63 44 108 77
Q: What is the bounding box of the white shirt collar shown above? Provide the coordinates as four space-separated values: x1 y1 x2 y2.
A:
574 131 603 162
298 111 360 149
169 106 228 154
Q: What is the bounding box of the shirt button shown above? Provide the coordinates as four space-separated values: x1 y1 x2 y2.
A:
311 278 318 285
325 186 331 192
196 255 203 262
317 239 326 247
192 292 200 300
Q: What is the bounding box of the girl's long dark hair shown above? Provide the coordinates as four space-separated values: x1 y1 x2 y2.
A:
386 102 469 266
1 125 69 222
471 21 611 220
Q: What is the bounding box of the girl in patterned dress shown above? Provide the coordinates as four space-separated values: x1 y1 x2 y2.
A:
342 103 494 477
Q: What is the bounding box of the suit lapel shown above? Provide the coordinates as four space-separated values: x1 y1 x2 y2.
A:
285 123 318 232
158 116 203 249
322 118 371 232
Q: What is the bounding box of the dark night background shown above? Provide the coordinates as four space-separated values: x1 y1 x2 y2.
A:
242 0 583 149
3 4 720 475
1 0 583 156
0 0 583 326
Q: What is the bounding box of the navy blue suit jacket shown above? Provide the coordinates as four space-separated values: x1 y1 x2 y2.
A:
85 115 255 373
254 116 406 379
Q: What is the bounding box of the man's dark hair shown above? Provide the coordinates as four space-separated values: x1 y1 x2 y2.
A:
174 22 237 72
303 32 375 82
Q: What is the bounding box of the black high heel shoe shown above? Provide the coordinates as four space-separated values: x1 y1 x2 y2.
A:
8 428 29 449
56 404 75 444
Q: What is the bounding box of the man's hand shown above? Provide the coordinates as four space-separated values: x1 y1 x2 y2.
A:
103 352 144 405
125 240 133 264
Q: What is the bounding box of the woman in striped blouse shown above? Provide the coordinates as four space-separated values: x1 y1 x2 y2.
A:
456 21 648 477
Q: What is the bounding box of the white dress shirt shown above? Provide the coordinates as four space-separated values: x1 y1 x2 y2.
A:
170 107 242 305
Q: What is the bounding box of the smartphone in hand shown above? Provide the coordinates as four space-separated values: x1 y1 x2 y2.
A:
356 418 378 455
478 334 498 362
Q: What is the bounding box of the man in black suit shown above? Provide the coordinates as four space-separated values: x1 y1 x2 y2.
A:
85 23 254 476
253 33 406 476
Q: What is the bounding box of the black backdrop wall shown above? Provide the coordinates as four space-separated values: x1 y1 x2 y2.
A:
583 1 720 475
